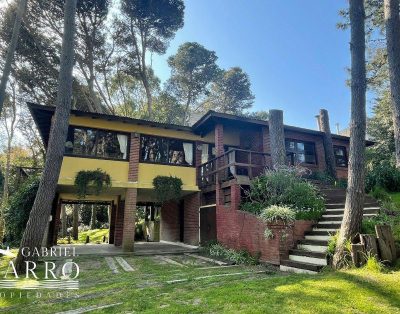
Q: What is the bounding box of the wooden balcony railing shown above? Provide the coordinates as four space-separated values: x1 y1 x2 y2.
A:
198 148 272 188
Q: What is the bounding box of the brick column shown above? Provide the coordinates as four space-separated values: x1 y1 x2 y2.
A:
215 124 224 206
122 133 140 252
230 184 241 211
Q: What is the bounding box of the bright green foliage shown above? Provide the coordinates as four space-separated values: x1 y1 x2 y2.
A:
241 167 325 220
152 175 182 203
364 254 385 273
365 160 400 192
3 176 39 245
204 242 259 265
327 231 339 256
260 205 295 225
58 228 109 245
74 169 111 199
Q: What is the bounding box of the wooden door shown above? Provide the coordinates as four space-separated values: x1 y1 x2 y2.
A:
200 206 216 245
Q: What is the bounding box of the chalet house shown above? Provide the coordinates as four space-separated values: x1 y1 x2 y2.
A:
29 103 353 256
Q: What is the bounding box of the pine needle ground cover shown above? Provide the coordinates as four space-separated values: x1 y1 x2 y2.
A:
0 253 399 313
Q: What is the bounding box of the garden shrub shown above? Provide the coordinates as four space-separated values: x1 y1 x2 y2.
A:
205 242 259 265
370 186 391 202
3 176 40 246
74 169 111 199
365 160 400 192
153 176 183 203
260 205 295 225
241 167 325 220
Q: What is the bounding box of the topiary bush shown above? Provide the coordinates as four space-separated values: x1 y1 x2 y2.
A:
153 176 183 204
240 167 325 220
3 176 40 246
74 169 111 199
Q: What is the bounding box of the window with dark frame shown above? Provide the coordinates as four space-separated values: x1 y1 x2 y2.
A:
334 145 348 167
64 126 129 160
140 135 194 166
285 139 317 165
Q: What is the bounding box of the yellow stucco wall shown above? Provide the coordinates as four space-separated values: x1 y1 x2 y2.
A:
137 163 198 191
58 157 198 191
58 157 132 187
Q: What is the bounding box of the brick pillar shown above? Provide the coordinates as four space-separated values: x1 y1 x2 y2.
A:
215 124 224 206
230 184 241 211
122 188 137 251
122 133 140 251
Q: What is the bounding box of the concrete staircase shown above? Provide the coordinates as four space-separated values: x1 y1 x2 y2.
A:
279 185 380 274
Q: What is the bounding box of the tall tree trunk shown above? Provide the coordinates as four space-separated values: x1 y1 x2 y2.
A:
319 109 337 179
72 204 79 240
61 204 67 237
90 205 97 229
269 109 286 167
15 0 78 271
0 0 27 117
384 0 400 168
333 0 366 268
141 72 152 118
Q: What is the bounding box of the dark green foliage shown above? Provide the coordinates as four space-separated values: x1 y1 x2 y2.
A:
74 169 111 199
365 160 400 192
240 168 325 220
121 0 184 53
370 186 391 202
152 175 182 203
3 176 40 245
203 242 259 265
306 170 335 185
80 204 109 227
206 67 254 114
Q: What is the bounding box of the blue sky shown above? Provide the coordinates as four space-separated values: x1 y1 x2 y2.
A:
152 0 371 132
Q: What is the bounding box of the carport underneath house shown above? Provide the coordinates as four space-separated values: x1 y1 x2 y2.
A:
30 103 371 264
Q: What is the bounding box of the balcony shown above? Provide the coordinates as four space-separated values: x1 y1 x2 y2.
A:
198 148 272 188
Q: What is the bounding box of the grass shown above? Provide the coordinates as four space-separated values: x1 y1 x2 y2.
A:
57 228 109 245
0 252 399 313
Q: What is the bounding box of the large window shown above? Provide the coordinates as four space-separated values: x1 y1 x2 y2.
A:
334 146 347 167
65 126 128 160
285 139 317 165
140 135 194 166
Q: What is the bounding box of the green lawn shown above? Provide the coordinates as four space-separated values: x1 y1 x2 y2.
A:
57 228 109 245
0 253 399 313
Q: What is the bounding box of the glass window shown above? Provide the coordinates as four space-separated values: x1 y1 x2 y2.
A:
140 135 194 166
334 146 347 167
286 139 317 165
65 126 128 160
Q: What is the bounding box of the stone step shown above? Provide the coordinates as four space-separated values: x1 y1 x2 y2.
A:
305 230 333 236
305 234 330 241
312 227 337 232
315 222 341 229
320 212 377 221
289 253 327 266
324 207 379 214
318 219 342 224
289 249 326 259
280 259 323 274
